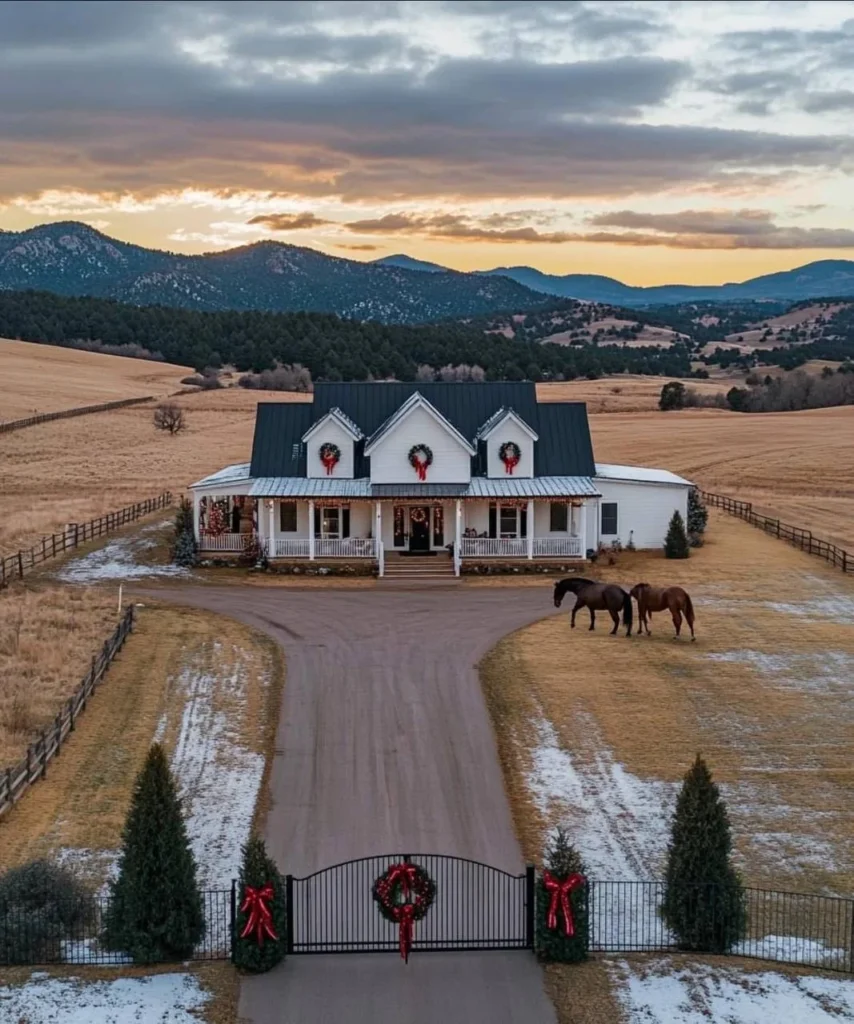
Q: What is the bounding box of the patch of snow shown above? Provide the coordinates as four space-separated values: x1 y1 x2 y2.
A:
0 973 209 1023
768 597 854 624
61 938 133 966
609 958 854 1023
57 519 190 582
708 649 854 693
733 935 848 969
160 644 267 888
55 847 118 899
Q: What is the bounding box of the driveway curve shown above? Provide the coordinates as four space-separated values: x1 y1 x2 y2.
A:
154 584 560 1024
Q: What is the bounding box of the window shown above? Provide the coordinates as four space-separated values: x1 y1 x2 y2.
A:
601 502 618 536
279 501 298 533
313 505 350 539
489 503 528 539
549 502 568 532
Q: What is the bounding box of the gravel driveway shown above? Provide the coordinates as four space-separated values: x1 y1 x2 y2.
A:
163 584 560 1024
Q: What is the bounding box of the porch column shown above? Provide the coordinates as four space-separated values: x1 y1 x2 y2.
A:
308 499 316 560
192 492 201 543
526 500 534 560
580 501 588 558
455 499 462 556
268 500 275 558
375 502 382 547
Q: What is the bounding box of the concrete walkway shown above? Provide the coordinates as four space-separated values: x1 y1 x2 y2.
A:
162 585 560 1023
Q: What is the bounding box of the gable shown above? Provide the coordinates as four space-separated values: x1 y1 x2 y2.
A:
367 404 473 484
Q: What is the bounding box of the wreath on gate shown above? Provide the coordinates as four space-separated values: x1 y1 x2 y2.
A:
499 441 522 475
319 442 341 476
408 444 433 482
372 861 436 963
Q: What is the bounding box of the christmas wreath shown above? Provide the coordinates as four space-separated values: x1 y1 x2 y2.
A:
408 444 433 481
319 442 341 476
409 507 428 524
372 861 436 963
499 441 522 475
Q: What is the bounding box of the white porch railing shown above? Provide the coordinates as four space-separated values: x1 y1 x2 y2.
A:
269 539 311 558
459 537 584 558
199 532 251 552
533 537 583 558
460 537 527 558
316 538 375 558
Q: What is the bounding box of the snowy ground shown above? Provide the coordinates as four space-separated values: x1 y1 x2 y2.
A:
609 958 854 1023
154 642 267 889
0 972 209 1024
57 519 191 582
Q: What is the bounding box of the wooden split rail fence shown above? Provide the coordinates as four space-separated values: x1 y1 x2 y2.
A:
0 604 135 819
0 395 155 435
700 490 852 574
0 491 173 589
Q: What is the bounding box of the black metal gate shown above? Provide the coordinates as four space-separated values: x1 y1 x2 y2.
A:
286 854 534 954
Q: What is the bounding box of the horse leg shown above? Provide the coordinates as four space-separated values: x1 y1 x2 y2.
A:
589 608 596 631
609 608 619 635
671 608 682 639
571 599 581 629
686 606 696 641
643 607 651 636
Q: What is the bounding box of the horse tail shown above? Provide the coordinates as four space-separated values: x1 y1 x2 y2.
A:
622 590 633 632
683 591 695 625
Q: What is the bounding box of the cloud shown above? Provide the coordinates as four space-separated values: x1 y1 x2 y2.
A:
590 208 779 236
802 91 854 114
332 242 380 251
342 212 576 243
249 212 332 230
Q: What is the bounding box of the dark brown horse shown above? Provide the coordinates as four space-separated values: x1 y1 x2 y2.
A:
630 583 696 640
553 577 633 637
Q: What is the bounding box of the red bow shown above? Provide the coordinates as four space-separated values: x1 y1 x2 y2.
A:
503 455 519 475
321 453 338 475
543 871 586 937
413 457 428 481
384 862 418 897
240 883 279 947
392 903 417 962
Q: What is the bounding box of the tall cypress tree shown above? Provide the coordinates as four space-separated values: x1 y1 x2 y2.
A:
661 755 746 953
233 837 287 973
104 744 204 963
664 510 691 559
536 828 588 963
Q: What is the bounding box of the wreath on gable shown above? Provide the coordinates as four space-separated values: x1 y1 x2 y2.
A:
499 441 522 475
319 442 341 475
372 861 437 963
408 444 433 481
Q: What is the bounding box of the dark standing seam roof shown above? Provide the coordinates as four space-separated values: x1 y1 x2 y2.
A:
249 383 595 478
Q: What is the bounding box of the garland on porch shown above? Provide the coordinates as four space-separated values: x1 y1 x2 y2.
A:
372 861 436 963
408 444 433 481
499 441 521 475
319 442 341 475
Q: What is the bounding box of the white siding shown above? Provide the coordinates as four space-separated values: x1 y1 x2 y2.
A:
369 405 472 484
266 500 372 540
485 419 534 479
306 419 355 479
595 480 689 550
462 500 490 536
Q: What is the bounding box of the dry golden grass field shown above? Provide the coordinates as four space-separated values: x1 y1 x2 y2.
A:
481 512 854 898
0 338 192 420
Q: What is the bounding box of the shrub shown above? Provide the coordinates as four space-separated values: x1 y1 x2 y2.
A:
659 381 686 411
0 859 96 964
661 755 746 953
238 533 264 568
664 510 690 559
153 402 186 435
173 531 198 568
103 744 204 963
536 828 588 963
233 837 286 973
687 488 708 538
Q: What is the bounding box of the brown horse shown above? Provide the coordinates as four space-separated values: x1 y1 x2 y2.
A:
630 583 696 640
553 577 633 637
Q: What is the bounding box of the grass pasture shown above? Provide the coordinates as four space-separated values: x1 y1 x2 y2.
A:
481 512 854 896
0 338 191 421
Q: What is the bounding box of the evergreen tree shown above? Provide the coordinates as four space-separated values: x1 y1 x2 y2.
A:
174 497 194 537
659 380 686 410
687 489 708 547
661 755 746 953
171 497 197 566
536 827 588 963
664 510 690 559
233 837 287 973
103 744 204 963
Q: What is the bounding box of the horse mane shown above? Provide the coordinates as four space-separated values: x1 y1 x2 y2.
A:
555 576 598 593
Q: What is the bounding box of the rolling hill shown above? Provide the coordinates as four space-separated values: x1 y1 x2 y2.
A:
0 222 544 324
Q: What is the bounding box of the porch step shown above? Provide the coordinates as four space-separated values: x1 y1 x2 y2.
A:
381 558 457 580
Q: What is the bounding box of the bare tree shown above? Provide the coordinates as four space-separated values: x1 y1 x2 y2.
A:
154 402 186 435
415 364 435 382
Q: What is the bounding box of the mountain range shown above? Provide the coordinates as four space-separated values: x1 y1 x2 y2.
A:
2 222 854 322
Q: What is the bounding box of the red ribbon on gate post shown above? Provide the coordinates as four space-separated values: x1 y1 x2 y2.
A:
393 903 417 963
240 883 279 947
543 871 586 937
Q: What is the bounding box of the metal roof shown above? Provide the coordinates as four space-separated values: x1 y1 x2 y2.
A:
475 407 538 441
192 463 251 488
301 406 363 442
247 476 599 499
364 392 476 455
249 383 596 479
595 463 692 487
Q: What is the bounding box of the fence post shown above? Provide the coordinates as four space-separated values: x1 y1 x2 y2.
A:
286 875 294 955
54 714 62 756
68 696 75 732
40 732 47 778
525 864 536 950
18 551 24 579
26 745 32 782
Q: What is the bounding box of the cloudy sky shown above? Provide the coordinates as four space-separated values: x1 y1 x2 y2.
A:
2 0 854 283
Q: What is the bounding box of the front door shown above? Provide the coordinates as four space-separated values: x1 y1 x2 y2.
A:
409 506 431 552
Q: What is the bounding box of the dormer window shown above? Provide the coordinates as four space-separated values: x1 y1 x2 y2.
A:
302 407 362 479
476 407 538 479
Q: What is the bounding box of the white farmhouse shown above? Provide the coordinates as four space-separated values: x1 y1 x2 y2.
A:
190 381 691 577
